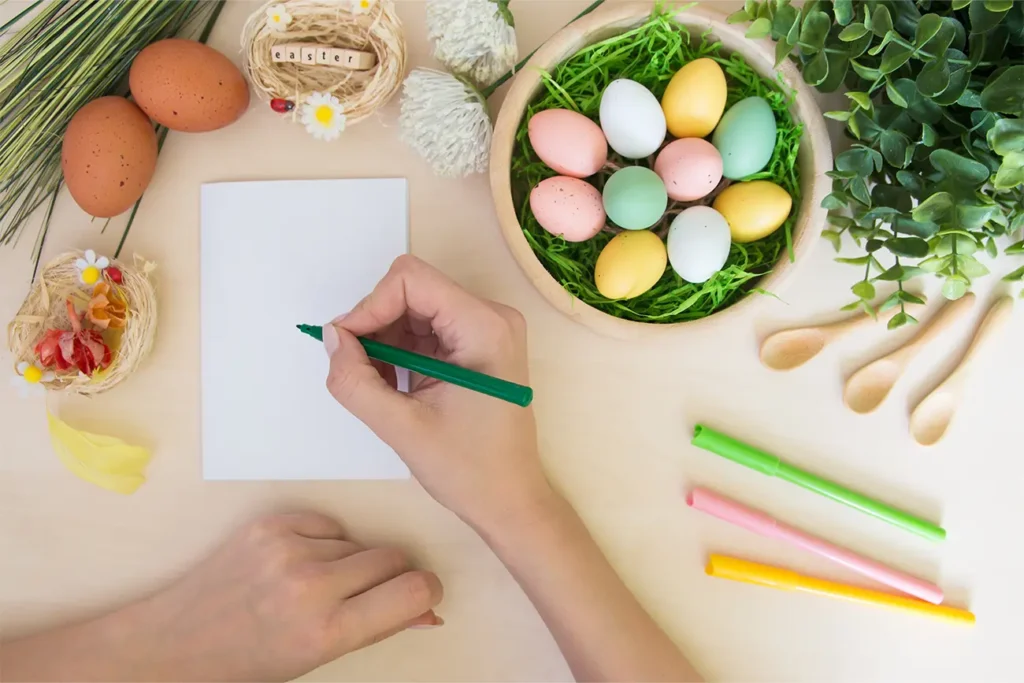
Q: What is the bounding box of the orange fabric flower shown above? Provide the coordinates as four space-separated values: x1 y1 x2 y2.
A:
87 282 127 330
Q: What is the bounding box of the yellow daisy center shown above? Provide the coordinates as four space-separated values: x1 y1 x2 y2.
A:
82 265 101 285
272 13 280 21
360 0 370 7
315 105 334 126
23 366 43 383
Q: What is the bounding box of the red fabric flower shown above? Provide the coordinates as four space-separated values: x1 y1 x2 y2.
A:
34 300 112 376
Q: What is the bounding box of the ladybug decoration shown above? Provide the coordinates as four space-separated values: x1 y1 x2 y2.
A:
270 98 295 113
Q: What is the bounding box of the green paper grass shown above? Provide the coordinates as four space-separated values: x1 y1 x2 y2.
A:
510 11 803 323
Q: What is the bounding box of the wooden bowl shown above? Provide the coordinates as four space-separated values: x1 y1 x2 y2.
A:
490 2 833 339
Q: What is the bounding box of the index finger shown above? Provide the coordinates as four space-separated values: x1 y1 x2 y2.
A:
330 570 443 652
339 255 495 347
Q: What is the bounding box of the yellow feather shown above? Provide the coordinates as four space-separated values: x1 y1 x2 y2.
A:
46 411 151 494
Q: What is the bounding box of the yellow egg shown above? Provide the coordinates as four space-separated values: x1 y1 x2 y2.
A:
661 58 727 138
713 180 793 243
594 230 667 300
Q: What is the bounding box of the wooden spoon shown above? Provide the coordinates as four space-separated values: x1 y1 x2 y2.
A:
843 294 976 414
760 306 906 371
909 296 1014 446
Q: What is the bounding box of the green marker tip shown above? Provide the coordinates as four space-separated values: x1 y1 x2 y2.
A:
297 323 324 341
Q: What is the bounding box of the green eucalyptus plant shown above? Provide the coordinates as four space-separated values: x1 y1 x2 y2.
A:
729 0 1024 328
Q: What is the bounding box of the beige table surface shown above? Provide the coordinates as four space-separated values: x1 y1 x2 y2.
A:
2 1 1022 681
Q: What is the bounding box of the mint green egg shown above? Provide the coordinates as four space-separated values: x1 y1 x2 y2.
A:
712 96 777 179
602 166 668 230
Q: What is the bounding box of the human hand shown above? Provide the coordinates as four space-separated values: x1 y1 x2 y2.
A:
322 255 555 533
140 512 443 682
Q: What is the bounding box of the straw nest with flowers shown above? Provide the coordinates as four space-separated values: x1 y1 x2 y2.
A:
7 251 157 397
241 0 406 137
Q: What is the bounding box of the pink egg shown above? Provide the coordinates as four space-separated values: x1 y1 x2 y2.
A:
528 109 608 178
529 176 605 242
654 138 723 201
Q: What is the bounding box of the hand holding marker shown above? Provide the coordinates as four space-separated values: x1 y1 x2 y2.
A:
297 324 533 407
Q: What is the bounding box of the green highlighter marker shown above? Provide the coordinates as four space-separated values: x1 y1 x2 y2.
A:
692 424 946 542
297 324 533 407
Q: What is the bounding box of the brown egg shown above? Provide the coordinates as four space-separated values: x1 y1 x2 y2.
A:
61 97 158 218
129 38 249 132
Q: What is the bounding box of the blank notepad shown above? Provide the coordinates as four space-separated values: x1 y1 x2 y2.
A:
200 179 410 480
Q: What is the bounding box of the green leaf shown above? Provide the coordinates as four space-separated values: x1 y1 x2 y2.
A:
920 18 957 56
916 58 951 97
775 36 796 66
886 237 931 258
800 10 831 51
834 0 854 26
824 109 853 121
986 236 999 258
772 4 799 39
958 90 982 109
971 0 1009 33
888 311 909 330
804 49 830 86
850 59 882 81
839 23 869 41
942 276 969 300
836 148 874 177
880 42 914 74
746 16 772 39
847 91 872 110
893 216 940 238
918 255 948 272
818 53 851 93
957 204 998 229
920 122 938 146
987 118 1024 155
821 192 848 209
848 113 861 139
914 14 944 48
952 0 971 9
880 129 911 167
958 255 990 278
930 149 992 186
896 170 925 193
871 184 912 212
840 300 863 312
1006 240 1024 255
822 229 843 251
898 289 926 304
870 5 893 36
994 151 1024 188
989 2 1020 14
837 255 872 266
912 191 955 223
852 280 876 299
848 177 871 205
981 66 1024 114
727 9 751 24
886 78 908 107
876 265 905 281
756 1 772 21
866 238 884 253
879 291 902 312
1003 265 1024 282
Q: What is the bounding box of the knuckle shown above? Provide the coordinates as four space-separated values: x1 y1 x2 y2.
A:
246 515 286 543
399 570 443 609
373 547 410 573
392 254 420 274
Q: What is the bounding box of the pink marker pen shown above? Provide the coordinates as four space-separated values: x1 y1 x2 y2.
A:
687 487 944 604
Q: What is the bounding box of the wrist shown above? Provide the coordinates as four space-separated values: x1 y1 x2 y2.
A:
472 484 573 550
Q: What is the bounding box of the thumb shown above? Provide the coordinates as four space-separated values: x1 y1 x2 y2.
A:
323 324 416 444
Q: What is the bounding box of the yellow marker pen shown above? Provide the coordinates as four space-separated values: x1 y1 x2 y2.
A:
706 555 975 627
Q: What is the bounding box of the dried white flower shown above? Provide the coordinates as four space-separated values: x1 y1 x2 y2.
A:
399 69 492 178
426 0 518 88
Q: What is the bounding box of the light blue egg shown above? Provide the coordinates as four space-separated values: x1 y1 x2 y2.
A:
602 166 668 230
712 96 777 179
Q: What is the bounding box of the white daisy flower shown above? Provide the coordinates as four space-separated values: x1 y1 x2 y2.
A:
301 92 347 141
265 4 292 31
351 0 375 14
75 250 109 287
426 0 518 87
11 361 54 398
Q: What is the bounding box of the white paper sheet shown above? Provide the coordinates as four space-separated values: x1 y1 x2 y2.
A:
200 179 410 480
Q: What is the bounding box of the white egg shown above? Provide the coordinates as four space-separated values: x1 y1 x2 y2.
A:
667 206 732 283
599 79 667 159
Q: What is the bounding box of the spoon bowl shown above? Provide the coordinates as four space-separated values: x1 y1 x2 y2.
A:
844 360 902 414
910 390 958 446
759 328 828 370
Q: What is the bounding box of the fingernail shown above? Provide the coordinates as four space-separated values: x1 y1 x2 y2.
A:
407 612 444 629
322 324 340 357
332 312 348 323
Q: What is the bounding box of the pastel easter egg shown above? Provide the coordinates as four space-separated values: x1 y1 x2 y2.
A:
602 166 668 230
529 176 605 242
661 58 728 138
667 206 732 283
712 96 777 179
528 109 608 178
654 138 723 201
713 180 793 243
594 230 667 299
599 79 667 159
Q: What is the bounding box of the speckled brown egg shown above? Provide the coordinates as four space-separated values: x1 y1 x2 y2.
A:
61 96 158 218
129 38 249 132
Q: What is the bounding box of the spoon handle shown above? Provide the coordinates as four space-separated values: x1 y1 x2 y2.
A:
929 296 1014 392
889 293 977 365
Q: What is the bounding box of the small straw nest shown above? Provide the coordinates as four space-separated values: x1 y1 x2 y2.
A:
7 252 157 396
241 0 406 126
